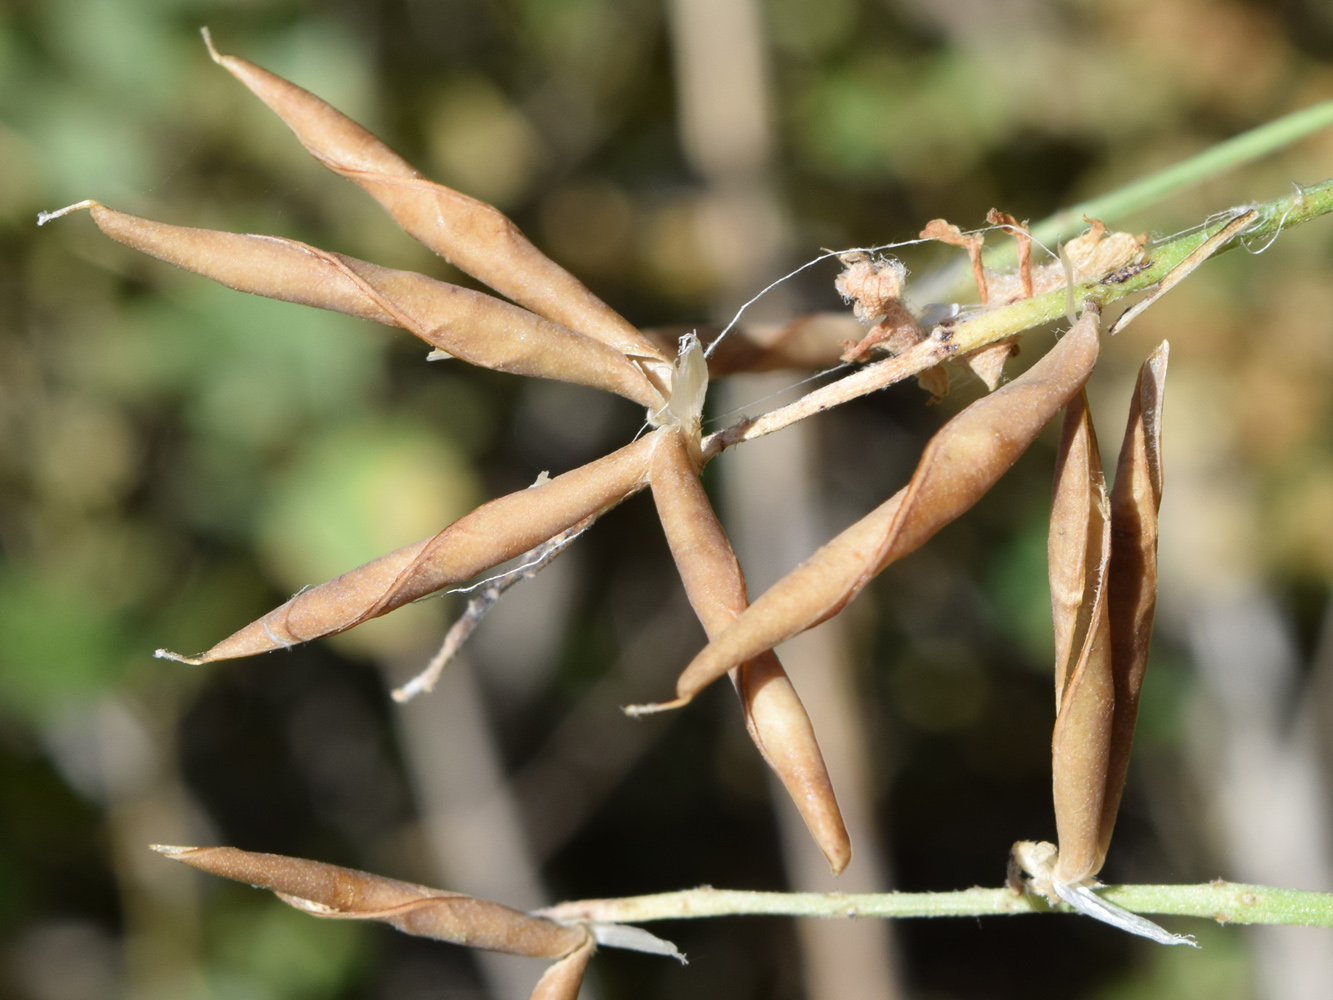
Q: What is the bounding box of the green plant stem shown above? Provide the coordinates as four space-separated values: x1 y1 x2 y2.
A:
703 178 1333 458
1030 99 1333 245
540 882 1333 928
915 98 1333 301
947 176 1333 354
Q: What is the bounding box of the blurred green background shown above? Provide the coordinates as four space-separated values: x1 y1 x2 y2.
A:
2 0 1333 998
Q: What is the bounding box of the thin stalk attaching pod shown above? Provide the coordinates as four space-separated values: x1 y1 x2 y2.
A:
1009 841 1196 948
1048 390 1115 887
157 432 660 664
55 201 660 408
199 29 671 386
637 306 1103 709
152 845 682 1000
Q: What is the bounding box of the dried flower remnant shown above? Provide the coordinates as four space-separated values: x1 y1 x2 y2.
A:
920 218 988 303
916 213 1029 393
152 845 682 999
835 252 920 360
983 218 1148 305
927 212 1140 394
986 209 1034 299
958 339 1018 392
834 252 949 398
1062 219 1147 287
948 210 1031 392
633 305 1103 712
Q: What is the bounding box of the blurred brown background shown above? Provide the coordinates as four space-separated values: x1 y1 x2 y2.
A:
2 0 1333 998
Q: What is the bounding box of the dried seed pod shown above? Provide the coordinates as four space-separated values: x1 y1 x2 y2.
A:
1048 344 1169 885
530 933 597 1000
1048 390 1115 886
1097 341 1169 861
160 432 660 663
648 427 851 874
200 31 669 380
152 845 587 958
641 307 1102 708
71 201 659 408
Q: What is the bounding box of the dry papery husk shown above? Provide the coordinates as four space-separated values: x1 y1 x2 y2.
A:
633 305 1103 712
151 845 678 999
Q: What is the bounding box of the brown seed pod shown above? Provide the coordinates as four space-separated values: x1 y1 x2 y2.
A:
152 845 588 959
160 432 660 663
73 201 659 408
1047 344 1168 885
1098 341 1169 861
530 932 597 1000
639 307 1102 708
1048 390 1115 886
648 427 851 875
200 30 669 381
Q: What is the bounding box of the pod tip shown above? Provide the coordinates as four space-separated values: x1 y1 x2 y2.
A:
36 200 96 226
154 648 205 665
200 26 222 64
